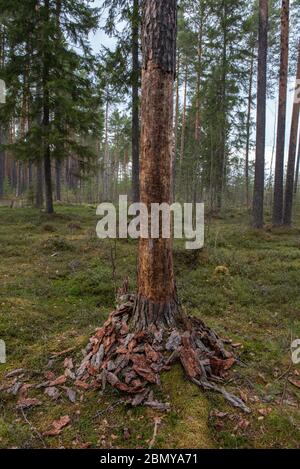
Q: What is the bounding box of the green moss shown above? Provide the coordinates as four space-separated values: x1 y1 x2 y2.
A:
1 205 300 449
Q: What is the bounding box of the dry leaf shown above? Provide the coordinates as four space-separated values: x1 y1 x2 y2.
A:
43 415 70 436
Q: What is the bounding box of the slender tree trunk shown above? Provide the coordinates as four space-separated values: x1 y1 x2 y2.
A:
180 63 188 165
35 159 44 208
172 50 180 202
253 0 268 229
245 49 254 209
283 39 300 225
103 99 110 201
131 0 140 203
273 0 289 226
132 0 182 330
0 127 5 198
194 15 203 143
294 127 300 194
42 0 53 214
55 158 61 201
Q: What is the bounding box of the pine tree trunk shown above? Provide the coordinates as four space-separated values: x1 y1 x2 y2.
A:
194 15 203 143
253 0 268 229
180 63 188 165
131 0 140 203
43 0 53 214
172 50 180 202
132 0 182 331
283 39 300 225
273 0 289 226
35 159 44 208
0 127 5 198
55 158 61 201
294 128 300 194
103 99 110 201
245 48 254 209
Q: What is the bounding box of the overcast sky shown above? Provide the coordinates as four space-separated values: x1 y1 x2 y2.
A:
89 0 297 171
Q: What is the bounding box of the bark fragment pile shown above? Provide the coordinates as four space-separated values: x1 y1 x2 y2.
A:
75 294 250 413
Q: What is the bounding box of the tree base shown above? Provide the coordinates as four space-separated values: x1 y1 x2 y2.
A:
131 294 185 332
76 294 250 413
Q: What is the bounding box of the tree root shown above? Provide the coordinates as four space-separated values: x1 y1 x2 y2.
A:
75 294 251 414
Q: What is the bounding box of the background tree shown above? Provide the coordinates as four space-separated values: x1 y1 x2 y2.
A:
272 0 289 226
253 0 268 229
283 38 300 225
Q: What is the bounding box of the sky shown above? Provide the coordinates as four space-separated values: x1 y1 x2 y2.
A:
89 0 298 172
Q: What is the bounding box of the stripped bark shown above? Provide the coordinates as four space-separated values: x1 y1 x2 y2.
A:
133 0 182 330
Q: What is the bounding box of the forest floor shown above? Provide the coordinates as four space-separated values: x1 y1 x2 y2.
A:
1 203 300 449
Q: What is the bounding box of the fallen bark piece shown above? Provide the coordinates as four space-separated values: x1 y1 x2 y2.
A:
64 368 76 380
75 379 89 390
145 400 171 412
90 345 105 370
64 387 76 403
145 343 160 362
180 335 201 379
166 330 181 351
49 375 67 386
17 398 42 410
50 347 76 358
5 368 25 378
131 354 158 384
43 415 71 436
210 357 236 375
7 381 22 396
64 357 74 370
44 387 61 400
210 410 229 419
288 377 300 389
192 378 251 414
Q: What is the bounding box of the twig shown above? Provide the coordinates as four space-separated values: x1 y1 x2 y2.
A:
149 417 161 449
280 363 293 406
93 399 124 420
192 378 251 414
20 407 47 448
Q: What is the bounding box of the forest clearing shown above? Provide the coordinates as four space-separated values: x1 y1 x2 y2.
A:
1 0 300 458
1 205 300 449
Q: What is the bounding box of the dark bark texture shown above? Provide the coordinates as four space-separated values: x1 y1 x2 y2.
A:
294 127 300 194
142 0 177 76
131 0 140 204
43 0 54 214
0 127 5 198
55 158 61 201
273 0 289 226
253 0 268 229
283 40 300 225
